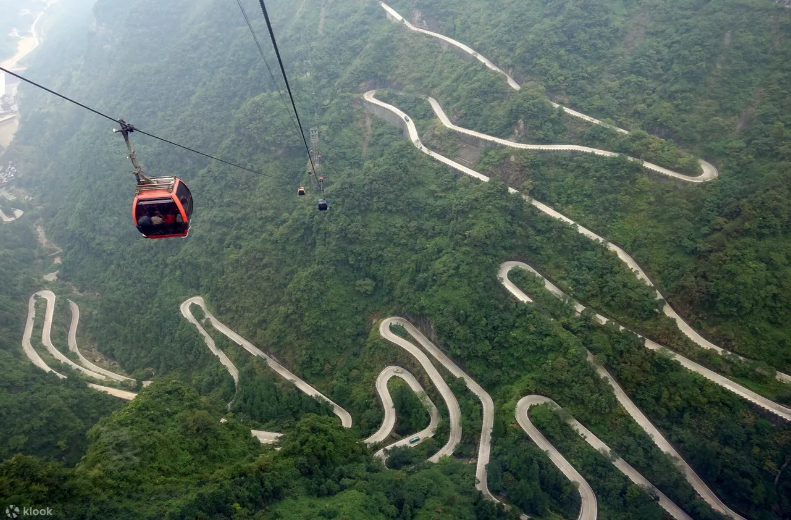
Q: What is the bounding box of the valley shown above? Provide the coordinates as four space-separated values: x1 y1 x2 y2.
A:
1 0 790 519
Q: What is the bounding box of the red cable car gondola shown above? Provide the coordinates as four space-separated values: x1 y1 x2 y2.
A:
132 177 193 239
116 120 193 239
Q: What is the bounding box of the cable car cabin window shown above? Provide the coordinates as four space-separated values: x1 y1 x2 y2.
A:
135 198 188 237
175 181 193 219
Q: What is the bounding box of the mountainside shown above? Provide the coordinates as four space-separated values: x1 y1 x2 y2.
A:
1 0 791 519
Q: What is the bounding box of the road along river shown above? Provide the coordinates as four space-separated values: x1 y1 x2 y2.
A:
501 262 749 519
378 2 718 183
0 8 45 70
363 90 791 386
1 4 48 150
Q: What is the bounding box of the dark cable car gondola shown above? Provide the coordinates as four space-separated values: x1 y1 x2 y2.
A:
317 199 328 211
115 121 193 239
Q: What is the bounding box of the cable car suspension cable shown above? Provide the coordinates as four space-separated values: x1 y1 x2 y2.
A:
234 0 302 141
256 0 319 181
0 65 270 177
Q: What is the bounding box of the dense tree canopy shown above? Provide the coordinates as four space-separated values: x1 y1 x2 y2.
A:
1 0 790 518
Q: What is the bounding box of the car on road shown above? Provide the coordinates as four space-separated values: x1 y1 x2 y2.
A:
409 436 420 444
404 116 410 122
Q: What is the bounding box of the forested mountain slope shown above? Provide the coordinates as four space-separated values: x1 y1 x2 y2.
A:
385 0 791 372
1 0 790 518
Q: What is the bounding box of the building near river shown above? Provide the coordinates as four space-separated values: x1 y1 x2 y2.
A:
0 73 19 115
0 161 18 190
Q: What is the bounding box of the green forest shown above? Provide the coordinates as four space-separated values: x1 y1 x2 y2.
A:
1 0 790 518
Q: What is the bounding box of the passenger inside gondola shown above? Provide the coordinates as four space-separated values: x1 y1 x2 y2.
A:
135 199 187 237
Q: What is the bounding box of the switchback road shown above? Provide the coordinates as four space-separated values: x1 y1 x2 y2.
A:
381 318 497 501
379 318 462 461
68 300 134 383
499 261 791 423
181 296 353 428
517 396 694 520
364 90 790 385
427 97 718 182
378 2 719 183
501 261 749 519
365 365 440 460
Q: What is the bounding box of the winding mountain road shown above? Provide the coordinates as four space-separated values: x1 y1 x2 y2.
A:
34 291 111 381
0 208 24 222
365 365 440 460
180 298 240 386
427 97 718 182
68 300 134 383
21 292 141 402
364 90 791 385
381 318 497 501
501 262 749 519
181 296 352 428
517 396 695 520
181 296 353 428
379 318 462 461
379 0 717 185
364 90 780 518
500 261 791 423
22 293 65 378
516 396 598 520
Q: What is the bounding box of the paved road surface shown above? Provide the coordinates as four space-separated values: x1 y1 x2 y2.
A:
181 297 240 385
87 384 137 401
251 431 283 445
380 318 461 461
34 291 110 380
428 97 717 182
379 2 718 183
500 261 791 423
516 396 597 520
365 93 765 515
518 396 696 520
1 7 45 69
381 318 497 501
68 300 135 382
0 209 24 222
379 0 716 183
501 261 751 519
364 91 790 384
21 293 143 402
365 365 440 460
182 296 353 428
22 294 65 378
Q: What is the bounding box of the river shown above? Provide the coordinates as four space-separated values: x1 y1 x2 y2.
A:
0 6 47 149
